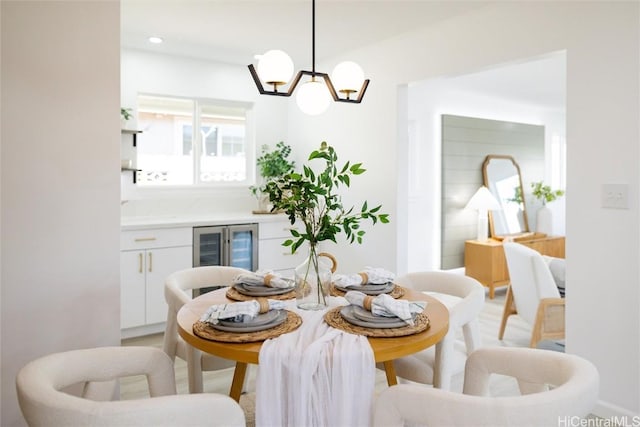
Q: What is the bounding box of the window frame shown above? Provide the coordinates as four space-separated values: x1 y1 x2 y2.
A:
133 94 256 193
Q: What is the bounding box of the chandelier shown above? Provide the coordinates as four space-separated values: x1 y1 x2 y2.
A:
247 0 370 115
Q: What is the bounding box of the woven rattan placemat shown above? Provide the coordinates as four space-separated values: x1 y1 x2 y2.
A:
329 284 406 299
324 306 430 337
226 286 296 301
193 310 302 343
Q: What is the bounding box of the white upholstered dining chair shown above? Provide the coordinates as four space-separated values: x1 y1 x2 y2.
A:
163 265 249 393
16 346 246 427
500 242 565 348
374 346 599 427
393 271 485 390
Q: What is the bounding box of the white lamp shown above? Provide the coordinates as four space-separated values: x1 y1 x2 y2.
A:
295 79 331 115
256 50 294 90
331 61 365 98
465 186 501 241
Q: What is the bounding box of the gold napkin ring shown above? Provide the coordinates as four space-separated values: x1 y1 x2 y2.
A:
358 272 369 284
264 274 274 287
258 298 269 314
363 295 374 311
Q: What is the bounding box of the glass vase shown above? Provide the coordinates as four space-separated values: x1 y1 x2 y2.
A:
294 246 336 310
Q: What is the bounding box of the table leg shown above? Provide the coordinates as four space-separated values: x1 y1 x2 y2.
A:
383 360 398 386
229 362 248 402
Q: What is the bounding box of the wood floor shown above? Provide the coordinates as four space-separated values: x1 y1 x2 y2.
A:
120 286 537 424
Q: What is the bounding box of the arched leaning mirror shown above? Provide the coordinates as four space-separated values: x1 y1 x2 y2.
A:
482 155 529 238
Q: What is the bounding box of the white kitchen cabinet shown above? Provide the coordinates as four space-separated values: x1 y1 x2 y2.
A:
258 219 306 277
120 227 191 330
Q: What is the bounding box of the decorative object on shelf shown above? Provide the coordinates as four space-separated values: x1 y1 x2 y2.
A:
530 181 565 235
250 142 295 213
465 186 501 242
263 141 390 310
120 107 134 129
247 0 369 115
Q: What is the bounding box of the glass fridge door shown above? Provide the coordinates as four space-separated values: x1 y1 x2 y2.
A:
193 225 225 267
228 224 258 271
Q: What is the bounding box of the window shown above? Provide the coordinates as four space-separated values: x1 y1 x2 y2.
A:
135 95 253 187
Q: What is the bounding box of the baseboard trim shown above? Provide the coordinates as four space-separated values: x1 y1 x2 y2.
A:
121 322 165 340
592 399 639 420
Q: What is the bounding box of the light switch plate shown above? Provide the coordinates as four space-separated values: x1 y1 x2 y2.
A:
601 184 629 209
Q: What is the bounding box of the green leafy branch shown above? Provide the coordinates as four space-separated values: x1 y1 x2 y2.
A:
120 107 133 121
264 141 390 254
531 181 565 205
250 142 295 198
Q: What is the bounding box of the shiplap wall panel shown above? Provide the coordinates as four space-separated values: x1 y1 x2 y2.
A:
441 115 545 269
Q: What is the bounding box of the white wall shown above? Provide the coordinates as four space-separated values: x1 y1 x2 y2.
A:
1 2 121 425
288 1 639 417
120 49 289 216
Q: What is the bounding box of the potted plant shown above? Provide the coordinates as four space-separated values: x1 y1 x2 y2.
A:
263 141 390 309
250 142 295 213
530 181 564 235
121 107 134 129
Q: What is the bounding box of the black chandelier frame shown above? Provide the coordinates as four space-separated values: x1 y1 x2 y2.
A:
247 0 370 104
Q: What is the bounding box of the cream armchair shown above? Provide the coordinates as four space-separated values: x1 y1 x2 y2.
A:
374 347 599 427
16 346 245 427
393 271 485 390
500 242 565 348
163 265 249 393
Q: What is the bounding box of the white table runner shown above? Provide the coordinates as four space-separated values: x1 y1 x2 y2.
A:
255 297 376 427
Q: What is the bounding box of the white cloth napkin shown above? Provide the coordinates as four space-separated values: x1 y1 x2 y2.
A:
333 266 395 288
233 270 294 289
199 299 286 324
256 304 375 427
344 291 426 325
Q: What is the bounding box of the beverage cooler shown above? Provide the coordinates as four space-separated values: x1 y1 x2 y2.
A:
192 223 258 295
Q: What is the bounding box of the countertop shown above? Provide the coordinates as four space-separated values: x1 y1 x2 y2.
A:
121 212 289 231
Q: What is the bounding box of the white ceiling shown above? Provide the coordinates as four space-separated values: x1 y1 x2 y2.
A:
121 1 494 65
438 53 566 111
121 0 565 111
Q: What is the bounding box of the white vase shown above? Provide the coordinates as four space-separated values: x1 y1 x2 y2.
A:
536 205 553 235
257 194 271 212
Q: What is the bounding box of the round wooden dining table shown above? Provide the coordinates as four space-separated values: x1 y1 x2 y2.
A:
177 286 449 401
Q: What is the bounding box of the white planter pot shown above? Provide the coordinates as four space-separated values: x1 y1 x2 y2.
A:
536 205 553 235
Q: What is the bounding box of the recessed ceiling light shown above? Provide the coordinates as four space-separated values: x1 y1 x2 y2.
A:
148 36 163 44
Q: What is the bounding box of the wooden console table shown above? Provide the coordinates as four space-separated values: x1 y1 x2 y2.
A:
464 234 565 299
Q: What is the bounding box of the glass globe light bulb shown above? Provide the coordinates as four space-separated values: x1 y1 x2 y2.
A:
295 79 331 115
257 50 294 89
331 61 365 96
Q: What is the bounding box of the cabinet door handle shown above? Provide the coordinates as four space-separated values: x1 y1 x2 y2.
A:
138 253 143 273
135 237 157 242
148 252 153 273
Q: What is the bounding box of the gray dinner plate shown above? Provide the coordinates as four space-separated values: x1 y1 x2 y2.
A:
340 305 408 329
212 310 287 333
218 309 281 327
335 282 395 295
234 283 294 296
351 306 404 324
